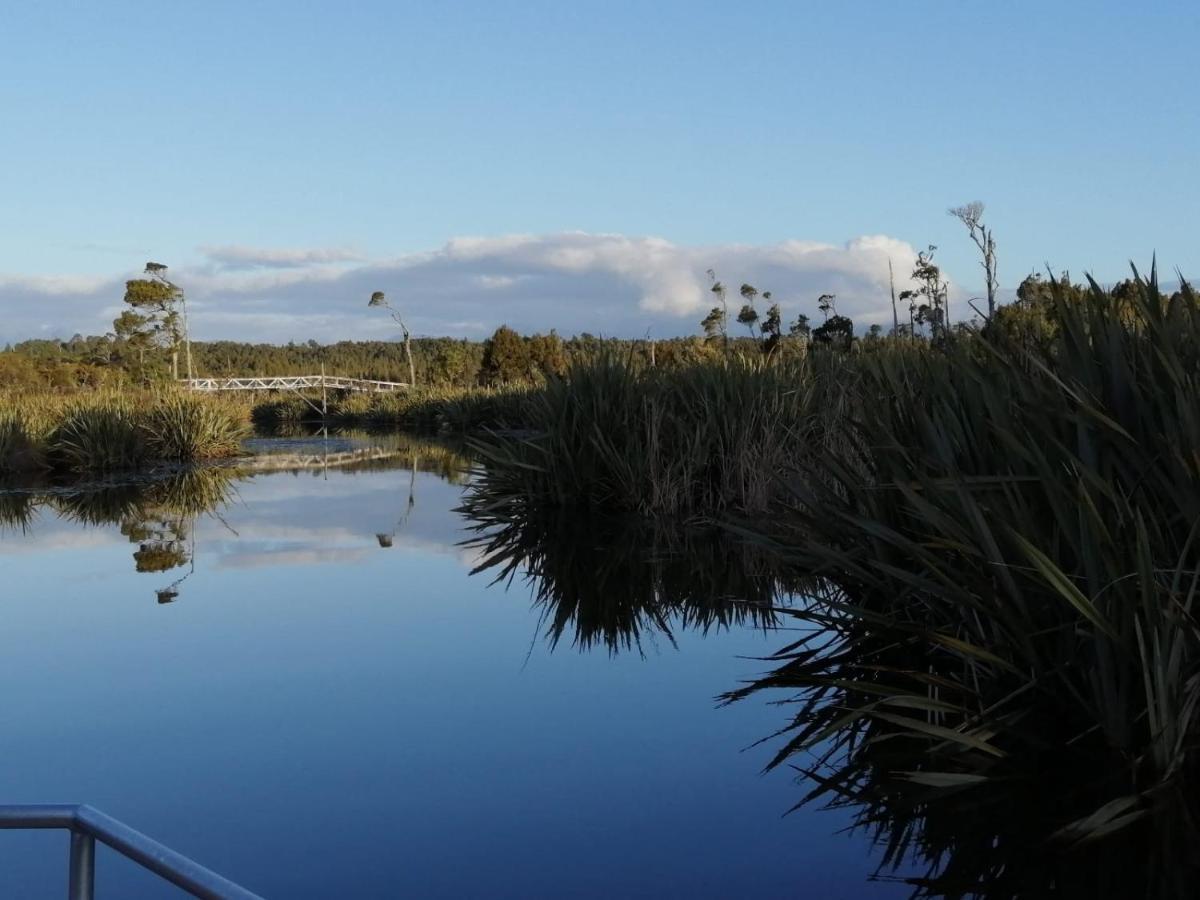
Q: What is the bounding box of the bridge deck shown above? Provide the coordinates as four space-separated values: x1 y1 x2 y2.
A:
181 375 408 393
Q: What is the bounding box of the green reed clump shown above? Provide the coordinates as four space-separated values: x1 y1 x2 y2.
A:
725 268 1200 893
0 411 44 474
49 397 147 472
466 353 821 517
0 390 247 475
250 395 312 428
142 393 246 461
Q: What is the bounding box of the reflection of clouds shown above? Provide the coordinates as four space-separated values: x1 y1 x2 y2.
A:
458 545 489 571
200 468 475 570
211 528 471 571
217 546 373 569
0 462 477 578
208 523 362 544
0 524 118 554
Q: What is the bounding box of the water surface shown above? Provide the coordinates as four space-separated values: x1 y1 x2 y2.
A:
0 436 900 897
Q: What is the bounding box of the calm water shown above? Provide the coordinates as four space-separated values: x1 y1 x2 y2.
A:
0 436 904 898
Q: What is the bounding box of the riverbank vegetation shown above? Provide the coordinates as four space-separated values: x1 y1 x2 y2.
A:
0 391 246 476
460 267 1200 893
249 383 537 434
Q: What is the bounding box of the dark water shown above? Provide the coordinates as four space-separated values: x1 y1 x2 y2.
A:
0 436 904 898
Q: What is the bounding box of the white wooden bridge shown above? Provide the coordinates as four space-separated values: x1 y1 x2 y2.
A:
181 375 408 394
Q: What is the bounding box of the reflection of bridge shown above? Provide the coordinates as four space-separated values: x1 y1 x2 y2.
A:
234 446 404 473
181 375 408 393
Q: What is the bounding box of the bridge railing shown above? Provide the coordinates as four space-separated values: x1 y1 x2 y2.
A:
0 803 263 900
181 375 408 393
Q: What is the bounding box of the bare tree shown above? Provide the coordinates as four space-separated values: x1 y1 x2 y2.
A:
368 291 416 386
949 201 998 321
888 258 900 336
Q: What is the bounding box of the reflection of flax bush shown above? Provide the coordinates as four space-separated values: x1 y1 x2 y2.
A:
461 507 793 655
0 467 238 532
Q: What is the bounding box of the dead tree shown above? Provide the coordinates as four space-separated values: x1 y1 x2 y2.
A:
949 201 998 321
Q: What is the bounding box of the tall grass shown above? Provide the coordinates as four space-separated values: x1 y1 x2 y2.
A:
143 394 245 461
50 396 148 472
0 390 247 475
467 354 827 517
720 269 1200 894
250 384 535 434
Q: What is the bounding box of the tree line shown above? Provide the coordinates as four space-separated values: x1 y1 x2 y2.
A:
4 201 1192 391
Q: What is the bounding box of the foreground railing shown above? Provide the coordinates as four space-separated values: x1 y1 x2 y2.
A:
0 804 263 900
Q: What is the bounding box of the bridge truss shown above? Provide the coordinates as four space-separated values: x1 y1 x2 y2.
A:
181 375 408 394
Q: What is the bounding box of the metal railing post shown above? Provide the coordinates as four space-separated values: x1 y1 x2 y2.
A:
68 830 95 900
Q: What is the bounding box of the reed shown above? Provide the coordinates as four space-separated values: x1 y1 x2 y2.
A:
465 353 825 517
249 384 535 433
0 390 247 475
142 393 246 461
49 396 148 472
721 268 1200 891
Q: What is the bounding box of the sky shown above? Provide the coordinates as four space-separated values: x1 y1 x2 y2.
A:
2 0 1198 343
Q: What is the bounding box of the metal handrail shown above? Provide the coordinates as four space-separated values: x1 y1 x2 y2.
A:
0 804 264 900
180 375 408 393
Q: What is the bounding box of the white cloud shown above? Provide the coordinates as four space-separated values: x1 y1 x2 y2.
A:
199 245 365 270
0 231 941 343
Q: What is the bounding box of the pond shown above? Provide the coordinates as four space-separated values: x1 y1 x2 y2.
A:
0 433 905 898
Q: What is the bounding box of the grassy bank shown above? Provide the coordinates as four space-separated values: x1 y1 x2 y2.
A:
249 383 536 433
0 391 247 476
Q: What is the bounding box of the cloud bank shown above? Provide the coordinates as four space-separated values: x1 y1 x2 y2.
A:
0 232 938 344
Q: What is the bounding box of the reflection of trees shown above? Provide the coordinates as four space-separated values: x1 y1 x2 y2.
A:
463 508 790 654
377 454 417 550
125 517 189 573
3 467 238 603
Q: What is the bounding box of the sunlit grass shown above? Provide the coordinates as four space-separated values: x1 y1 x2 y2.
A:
0 389 247 474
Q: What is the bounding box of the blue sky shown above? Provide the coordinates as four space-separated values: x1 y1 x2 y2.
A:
2 1 1198 341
